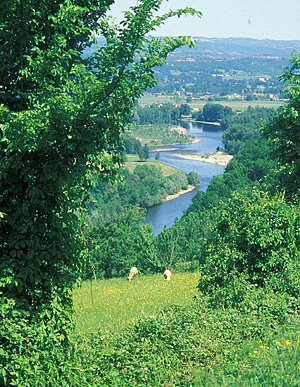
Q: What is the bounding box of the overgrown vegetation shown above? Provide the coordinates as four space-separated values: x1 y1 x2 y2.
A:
0 1 200 384
73 272 199 333
86 163 192 224
84 160 198 279
1 0 300 385
136 102 191 124
72 278 299 386
222 106 275 154
130 123 192 145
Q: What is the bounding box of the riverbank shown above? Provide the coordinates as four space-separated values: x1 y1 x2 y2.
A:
171 125 201 144
150 137 201 153
132 124 200 147
163 184 197 202
173 151 233 166
124 156 183 176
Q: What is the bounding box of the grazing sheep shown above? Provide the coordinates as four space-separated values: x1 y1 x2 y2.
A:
128 266 138 281
163 269 172 281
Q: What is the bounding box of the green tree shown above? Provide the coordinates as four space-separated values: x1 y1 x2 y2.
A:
223 107 274 154
262 53 300 198
200 103 232 122
198 190 300 309
0 0 115 111
187 171 200 185
88 207 159 279
179 103 191 116
0 1 200 384
138 144 150 161
122 134 143 154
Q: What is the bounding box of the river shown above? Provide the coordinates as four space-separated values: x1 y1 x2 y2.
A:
144 121 225 235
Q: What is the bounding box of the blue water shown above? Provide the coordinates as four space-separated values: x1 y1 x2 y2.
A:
144 122 225 234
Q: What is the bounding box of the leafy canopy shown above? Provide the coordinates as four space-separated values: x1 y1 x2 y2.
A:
262 53 300 198
0 1 201 384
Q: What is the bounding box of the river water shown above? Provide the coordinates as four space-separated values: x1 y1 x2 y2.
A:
144 121 225 234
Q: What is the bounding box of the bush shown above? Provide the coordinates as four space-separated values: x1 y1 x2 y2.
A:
0 301 87 386
74 300 298 386
198 190 300 310
87 207 160 279
187 171 200 186
193 318 300 387
174 260 199 272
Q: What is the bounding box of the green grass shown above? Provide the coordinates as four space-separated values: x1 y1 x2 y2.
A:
73 272 199 335
140 94 177 105
193 320 300 386
124 154 182 176
73 272 299 385
140 94 283 111
131 123 191 145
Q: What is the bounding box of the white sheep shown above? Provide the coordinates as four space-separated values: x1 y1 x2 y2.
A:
163 269 172 281
127 266 138 281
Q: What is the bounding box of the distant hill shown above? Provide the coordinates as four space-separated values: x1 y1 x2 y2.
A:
84 37 300 59
83 37 300 99
187 37 300 58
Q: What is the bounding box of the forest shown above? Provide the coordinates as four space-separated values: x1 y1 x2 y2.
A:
0 1 299 386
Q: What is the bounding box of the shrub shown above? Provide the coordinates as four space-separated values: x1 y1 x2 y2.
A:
74 300 295 386
198 190 300 310
193 318 300 387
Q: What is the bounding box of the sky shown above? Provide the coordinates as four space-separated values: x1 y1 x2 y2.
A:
108 0 300 40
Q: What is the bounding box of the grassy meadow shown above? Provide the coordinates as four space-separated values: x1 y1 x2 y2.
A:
131 123 192 145
124 154 183 176
140 93 283 111
73 272 199 335
73 272 299 385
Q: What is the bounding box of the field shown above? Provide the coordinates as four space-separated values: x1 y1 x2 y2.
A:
124 154 183 176
73 272 299 386
73 272 199 335
131 123 192 145
140 94 283 111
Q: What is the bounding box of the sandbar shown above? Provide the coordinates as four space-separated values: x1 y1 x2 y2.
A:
173 151 233 166
163 184 197 202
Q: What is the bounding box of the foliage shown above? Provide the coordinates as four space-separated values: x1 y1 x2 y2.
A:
194 103 234 123
222 106 274 154
160 134 275 266
194 319 300 386
187 171 200 185
179 103 191 116
0 0 115 111
262 53 300 198
130 123 192 145
137 102 173 124
0 307 89 386
87 207 159 279
73 272 199 334
86 163 190 227
73 297 298 386
85 161 194 279
227 138 276 182
0 0 200 384
136 102 191 124
122 133 143 155
198 190 300 309
138 144 150 161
